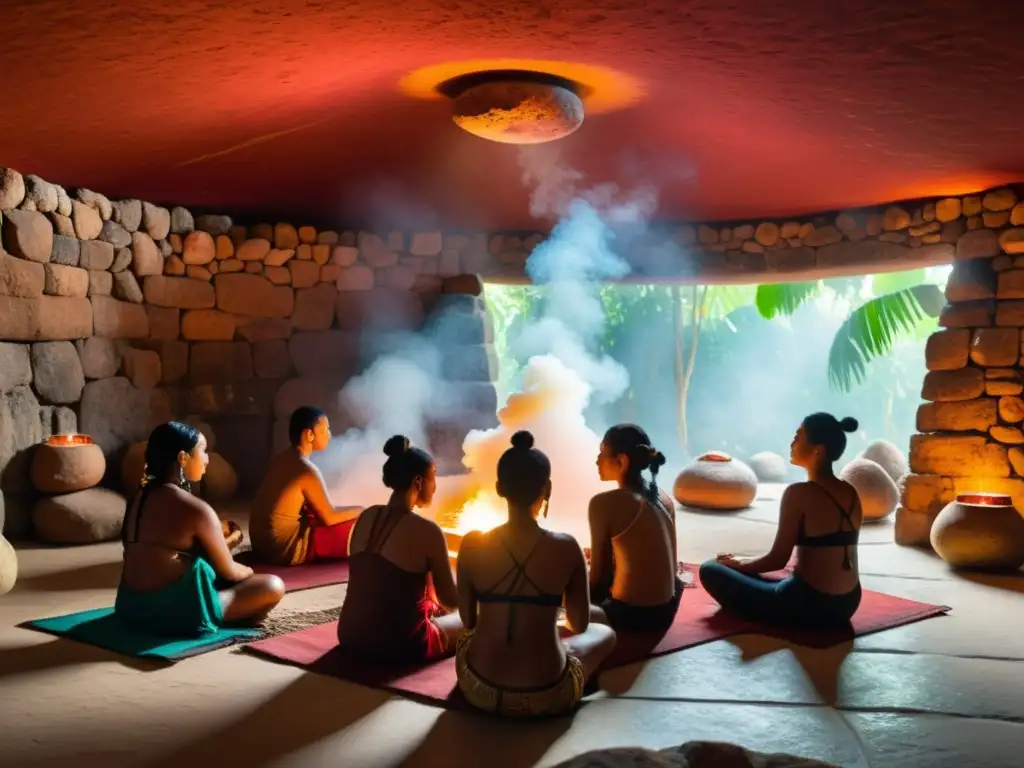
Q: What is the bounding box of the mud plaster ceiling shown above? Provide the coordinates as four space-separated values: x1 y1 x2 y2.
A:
3 1 1024 230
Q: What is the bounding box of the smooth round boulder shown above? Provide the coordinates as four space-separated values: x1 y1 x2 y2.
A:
747 451 789 483
120 441 147 493
202 453 238 503
838 457 899 522
931 493 1024 571
0 535 17 595
857 439 908 485
30 434 107 494
673 451 758 511
184 414 217 451
32 488 127 545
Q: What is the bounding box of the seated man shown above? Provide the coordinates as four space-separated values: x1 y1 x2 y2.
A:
249 406 363 565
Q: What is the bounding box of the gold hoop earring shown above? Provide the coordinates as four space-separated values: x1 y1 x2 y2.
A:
542 499 549 519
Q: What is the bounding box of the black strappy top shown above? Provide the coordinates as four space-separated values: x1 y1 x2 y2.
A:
795 483 859 570
120 485 199 561
476 531 562 643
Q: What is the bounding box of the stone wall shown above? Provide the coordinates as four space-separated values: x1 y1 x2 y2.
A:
896 188 1024 545
0 167 498 538
4 162 1024 547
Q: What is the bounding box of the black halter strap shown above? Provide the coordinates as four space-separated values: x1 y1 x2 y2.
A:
814 484 856 571
480 532 548 644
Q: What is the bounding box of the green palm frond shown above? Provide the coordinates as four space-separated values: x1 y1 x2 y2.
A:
871 268 927 295
754 281 822 319
827 284 944 392
704 284 757 322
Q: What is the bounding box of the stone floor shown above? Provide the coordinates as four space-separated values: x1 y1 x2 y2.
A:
2 487 1023 768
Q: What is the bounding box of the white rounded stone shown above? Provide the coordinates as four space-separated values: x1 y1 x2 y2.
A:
0 535 17 595
748 451 789 482
838 457 899 522
857 439 909 484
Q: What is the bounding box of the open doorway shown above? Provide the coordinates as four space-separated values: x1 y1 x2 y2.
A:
483 265 952 477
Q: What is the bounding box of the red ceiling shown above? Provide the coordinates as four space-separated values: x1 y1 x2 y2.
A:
2 1 1023 230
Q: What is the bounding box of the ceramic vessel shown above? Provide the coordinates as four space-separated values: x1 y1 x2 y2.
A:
30 434 106 494
673 451 758 511
930 492 1024 571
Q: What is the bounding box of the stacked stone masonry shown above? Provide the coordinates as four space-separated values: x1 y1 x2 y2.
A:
2 164 1022 548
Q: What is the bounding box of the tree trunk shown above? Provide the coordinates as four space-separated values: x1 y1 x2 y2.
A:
672 285 706 453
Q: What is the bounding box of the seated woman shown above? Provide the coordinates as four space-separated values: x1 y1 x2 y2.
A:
589 424 682 632
250 406 363 565
455 431 616 718
116 422 285 636
699 413 863 628
336 435 463 661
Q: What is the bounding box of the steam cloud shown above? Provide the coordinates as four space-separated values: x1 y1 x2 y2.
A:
453 147 662 534
318 145 663 535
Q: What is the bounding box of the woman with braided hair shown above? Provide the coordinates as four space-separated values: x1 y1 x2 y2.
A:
588 424 683 632
116 422 285 636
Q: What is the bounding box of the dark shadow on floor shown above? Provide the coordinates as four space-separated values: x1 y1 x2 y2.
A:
959 570 1024 594
399 706 575 768
726 634 853 705
15 560 122 592
143 673 388 768
0 637 167 679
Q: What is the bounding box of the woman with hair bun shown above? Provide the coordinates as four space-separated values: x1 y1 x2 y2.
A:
588 424 682 632
336 435 463 661
455 430 616 718
700 412 864 627
116 422 285 636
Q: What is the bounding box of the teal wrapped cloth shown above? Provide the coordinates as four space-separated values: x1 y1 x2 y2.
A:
23 557 259 661
115 555 225 637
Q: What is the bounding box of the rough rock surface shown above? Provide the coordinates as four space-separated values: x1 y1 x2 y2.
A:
31 341 85 404
79 377 170 456
32 488 126 545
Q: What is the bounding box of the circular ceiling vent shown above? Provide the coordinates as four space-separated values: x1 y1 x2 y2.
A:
440 70 585 145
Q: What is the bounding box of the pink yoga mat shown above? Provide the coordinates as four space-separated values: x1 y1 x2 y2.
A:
243 564 950 707
236 551 350 592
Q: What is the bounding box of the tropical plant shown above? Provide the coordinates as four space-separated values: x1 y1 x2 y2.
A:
753 267 947 392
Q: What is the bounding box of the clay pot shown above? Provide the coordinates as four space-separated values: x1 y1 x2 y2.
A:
202 453 238 503
930 492 1024 571
673 451 758 511
30 434 107 494
0 535 17 596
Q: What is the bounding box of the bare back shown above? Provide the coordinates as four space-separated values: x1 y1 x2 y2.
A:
348 504 436 574
790 479 862 594
591 487 677 605
250 451 319 564
121 485 235 592
458 524 586 689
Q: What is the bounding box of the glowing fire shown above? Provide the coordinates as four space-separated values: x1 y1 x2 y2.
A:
46 434 94 447
455 492 507 534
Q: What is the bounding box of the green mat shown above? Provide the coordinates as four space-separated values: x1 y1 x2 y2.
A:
22 607 261 661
